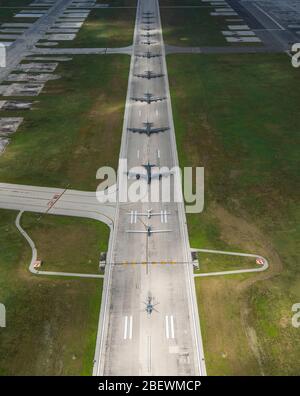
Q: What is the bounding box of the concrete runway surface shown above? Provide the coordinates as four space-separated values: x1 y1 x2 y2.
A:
93 0 206 376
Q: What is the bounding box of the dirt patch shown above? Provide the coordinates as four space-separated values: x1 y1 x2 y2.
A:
209 203 284 373
212 203 283 288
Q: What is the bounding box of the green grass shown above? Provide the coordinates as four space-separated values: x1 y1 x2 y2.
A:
0 0 32 6
96 0 137 6
0 209 104 375
55 8 136 48
21 213 110 274
0 7 35 24
196 253 259 274
160 8 229 47
168 53 300 375
0 55 129 191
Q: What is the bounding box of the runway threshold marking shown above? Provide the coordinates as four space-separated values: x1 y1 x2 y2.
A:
165 315 175 339
124 315 133 340
130 210 138 224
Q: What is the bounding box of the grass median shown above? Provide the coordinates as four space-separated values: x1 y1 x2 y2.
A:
168 53 300 375
0 54 129 190
55 8 136 49
0 209 106 375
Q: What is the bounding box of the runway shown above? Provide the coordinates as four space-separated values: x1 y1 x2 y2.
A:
93 0 206 376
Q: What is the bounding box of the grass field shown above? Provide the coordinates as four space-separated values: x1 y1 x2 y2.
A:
21 213 110 274
56 8 136 49
167 53 300 375
0 25 128 376
160 7 229 47
0 209 106 375
0 0 31 6
0 55 129 191
196 253 259 274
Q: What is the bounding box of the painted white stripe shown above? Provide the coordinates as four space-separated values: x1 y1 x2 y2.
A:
253 3 285 30
160 210 164 223
130 211 133 224
157 149 160 159
165 315 169 339
124 316 128 340
129 316 133 340
164 210 168 223
137 149 140 159
170 315 175 339
134 211 137 223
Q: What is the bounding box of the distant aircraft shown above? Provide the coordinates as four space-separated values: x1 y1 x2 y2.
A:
143 293 159 315
143 26 155 31
142 11 154 16
133 208 171 220
131 92 166 104
135 50 161 59
128 122 169 136
141 32 156 38
127 225 171 237
128 161 172 184
142 15 155 20
134 70 164 80
141 39 157 46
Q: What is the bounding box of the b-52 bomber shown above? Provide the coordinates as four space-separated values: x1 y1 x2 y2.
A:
128 122 169 136
143 20 155 25
135 50 161 59
143 26 155 31
142 11 154 16
141 39 157 46
128 161 173 185
131 92 166 104
141 32 156 38
142 15 155 20
134 70 164 80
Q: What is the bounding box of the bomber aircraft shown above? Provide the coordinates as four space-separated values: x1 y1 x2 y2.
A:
131 92 166 104
128 122 169 137
134 70 164 80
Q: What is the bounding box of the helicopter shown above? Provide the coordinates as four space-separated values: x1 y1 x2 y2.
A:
143 293 159 315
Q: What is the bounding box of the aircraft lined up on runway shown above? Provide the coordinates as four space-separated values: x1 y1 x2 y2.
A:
128 122 169 137
127 225 171 237
131 92 166 104
141 32 156 38
127 161 173 185
141 39 157 46
143 26 156 31
134 70 164 80
135 50 161 59
131 208 171 220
